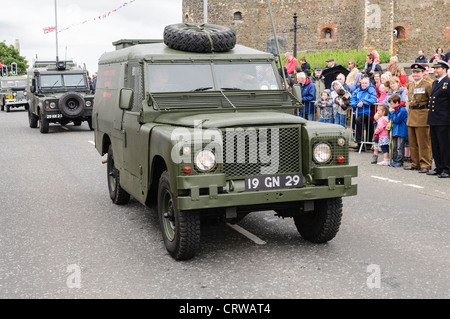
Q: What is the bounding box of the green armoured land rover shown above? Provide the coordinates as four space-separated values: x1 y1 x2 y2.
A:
0 75 28 112
93 24 357 260
26 60 94 133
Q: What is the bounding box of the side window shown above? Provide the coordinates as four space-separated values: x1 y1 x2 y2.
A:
127 62 144 112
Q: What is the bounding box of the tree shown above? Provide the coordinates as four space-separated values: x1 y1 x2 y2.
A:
0 41 29 76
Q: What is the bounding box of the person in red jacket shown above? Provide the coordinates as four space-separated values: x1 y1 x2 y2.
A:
284 52 299 76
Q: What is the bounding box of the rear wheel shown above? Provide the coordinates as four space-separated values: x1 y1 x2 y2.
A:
294 198 343 243
107 145 130 205
158 171 200 260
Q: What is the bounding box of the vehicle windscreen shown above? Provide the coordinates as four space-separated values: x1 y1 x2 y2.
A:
148 63 280 93
40 74 87 88
1 80 27 88
63 74 86 87
41 75 63 88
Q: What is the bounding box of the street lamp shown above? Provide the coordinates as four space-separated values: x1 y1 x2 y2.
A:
282 12 307 58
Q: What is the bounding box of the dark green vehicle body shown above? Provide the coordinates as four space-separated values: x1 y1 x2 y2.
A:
26 60 94 133
0 76 28 112
93 40 357 259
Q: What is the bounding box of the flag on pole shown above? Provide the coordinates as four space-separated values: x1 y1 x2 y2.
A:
43 26 56 34
43 0 136 34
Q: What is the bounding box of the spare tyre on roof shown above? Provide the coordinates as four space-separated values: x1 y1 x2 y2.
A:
163 23 236 53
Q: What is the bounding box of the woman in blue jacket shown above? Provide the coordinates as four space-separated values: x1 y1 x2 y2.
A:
350 76 378 149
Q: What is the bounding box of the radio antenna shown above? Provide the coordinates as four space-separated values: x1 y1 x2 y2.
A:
55 0 59 63
266 0 287 88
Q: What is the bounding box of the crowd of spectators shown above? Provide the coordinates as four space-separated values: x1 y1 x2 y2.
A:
283 47 450 177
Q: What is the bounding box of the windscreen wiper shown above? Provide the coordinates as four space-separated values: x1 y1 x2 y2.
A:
191 87 213 92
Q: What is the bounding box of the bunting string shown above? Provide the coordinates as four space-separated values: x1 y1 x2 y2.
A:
43 0 136 34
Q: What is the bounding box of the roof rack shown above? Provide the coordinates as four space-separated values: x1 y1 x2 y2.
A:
33 60 75 68
112 39 163 50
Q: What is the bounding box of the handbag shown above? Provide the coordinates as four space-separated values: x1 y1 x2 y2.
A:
386 120 392 131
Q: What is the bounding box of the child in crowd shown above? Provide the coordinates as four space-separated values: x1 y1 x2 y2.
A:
315 89 334 123
387 94 408 167
374 104 390 166
371 109 381 164
395 67 407 87
331 80 350 128
377 84 387 104
370 85 388 163
365 48 380 72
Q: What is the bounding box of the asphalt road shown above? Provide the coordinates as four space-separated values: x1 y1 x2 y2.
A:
0 108 448 299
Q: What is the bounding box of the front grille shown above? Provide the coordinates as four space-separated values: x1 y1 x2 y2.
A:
221 126 300 178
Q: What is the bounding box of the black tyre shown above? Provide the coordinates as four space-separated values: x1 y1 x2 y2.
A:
28 109 38 128
39 112 49 134
6 105 10 112
107 145 130 205
164 23 236 53
158 171 200 260
87 118 94 131
59 92 85 118
294 198 343 243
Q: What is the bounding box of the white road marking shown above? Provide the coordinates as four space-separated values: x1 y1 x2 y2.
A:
88 140 95 145
227 223 267 245
371 176 425 189
404 184 424 189
371 176 401 183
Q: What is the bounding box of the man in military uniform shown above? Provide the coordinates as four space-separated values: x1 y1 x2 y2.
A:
404 64 432 172
426 60 450 178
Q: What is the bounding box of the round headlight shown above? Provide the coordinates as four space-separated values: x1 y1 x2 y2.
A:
86 101 92 107
50 102 56 108
195 150 216 171
337 137 346 146
313 143 332 163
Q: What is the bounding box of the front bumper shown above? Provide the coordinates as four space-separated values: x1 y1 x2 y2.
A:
5 99 27 106
176 165 358 211
44 109 93 120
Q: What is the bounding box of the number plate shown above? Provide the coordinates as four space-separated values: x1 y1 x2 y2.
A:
245 174 303 191
46 114 63 119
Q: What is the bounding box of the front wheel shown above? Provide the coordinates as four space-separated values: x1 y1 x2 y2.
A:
107 145 130 205
158 171 200 260
28 110 38 128
39 112 49 133
294 197 343 243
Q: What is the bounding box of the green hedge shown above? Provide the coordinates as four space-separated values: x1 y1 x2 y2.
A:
282 50 392 74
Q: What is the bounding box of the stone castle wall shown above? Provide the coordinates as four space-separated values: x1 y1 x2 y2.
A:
182 0 450 62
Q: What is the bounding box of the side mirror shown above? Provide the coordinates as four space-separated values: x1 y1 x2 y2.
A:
292 84 303 103
119 88 134 110
30 79 36 93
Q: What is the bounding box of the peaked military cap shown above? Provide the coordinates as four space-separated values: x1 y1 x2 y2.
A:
410 63 426 71
432 59 449 69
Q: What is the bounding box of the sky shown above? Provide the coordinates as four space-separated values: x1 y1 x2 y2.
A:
0 0 183 75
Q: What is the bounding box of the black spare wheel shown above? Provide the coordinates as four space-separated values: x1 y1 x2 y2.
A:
164 23 236 53
59 92 85 118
